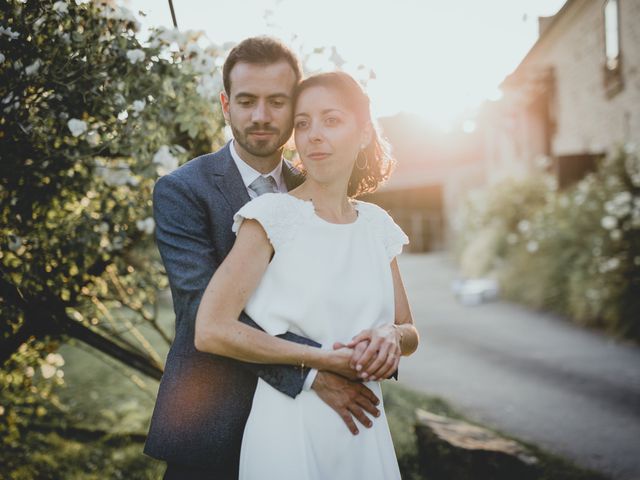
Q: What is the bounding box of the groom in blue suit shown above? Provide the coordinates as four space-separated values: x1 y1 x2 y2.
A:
144 37 384 479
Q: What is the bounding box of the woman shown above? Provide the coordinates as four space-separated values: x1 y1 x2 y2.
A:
195 71 419 479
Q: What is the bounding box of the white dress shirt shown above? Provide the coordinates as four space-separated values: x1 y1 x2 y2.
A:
229 140 318 390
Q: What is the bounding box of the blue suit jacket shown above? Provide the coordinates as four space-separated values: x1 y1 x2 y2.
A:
144 142 317 474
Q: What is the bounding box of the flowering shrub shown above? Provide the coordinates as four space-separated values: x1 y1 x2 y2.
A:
0 0 227 447
456 146 640 340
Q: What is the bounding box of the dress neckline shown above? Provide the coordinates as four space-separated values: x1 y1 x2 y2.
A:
285 194 360 226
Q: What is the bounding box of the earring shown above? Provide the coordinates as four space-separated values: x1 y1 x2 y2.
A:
356 147 369 170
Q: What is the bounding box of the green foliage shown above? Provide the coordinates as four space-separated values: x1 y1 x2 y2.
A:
0 0 226 447
456 146 640 340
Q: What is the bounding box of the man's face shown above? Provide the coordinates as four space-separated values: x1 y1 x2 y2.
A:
220 61 297 159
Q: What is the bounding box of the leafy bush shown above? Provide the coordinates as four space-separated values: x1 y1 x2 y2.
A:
455 146 640 340
1 0 226 447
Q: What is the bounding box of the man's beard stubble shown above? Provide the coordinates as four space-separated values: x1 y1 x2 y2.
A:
230 123 292 158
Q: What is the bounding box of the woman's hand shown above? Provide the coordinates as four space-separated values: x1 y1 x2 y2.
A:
346 325 401 381
318 347 360 381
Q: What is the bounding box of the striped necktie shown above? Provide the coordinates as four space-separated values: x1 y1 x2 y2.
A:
249 175 278 196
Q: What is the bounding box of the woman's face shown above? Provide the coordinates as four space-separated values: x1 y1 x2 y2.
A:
294 86 364 186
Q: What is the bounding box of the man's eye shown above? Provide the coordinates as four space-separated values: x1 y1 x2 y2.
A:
238 99 253 107
271 100 285 107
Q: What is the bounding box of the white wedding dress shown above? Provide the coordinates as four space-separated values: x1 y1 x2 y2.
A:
232 193 408 480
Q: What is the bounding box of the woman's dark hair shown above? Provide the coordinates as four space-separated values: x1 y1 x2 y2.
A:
223 36 302 95
293 71 394 197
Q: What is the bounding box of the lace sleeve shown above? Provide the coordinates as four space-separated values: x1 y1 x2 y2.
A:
232 193 300 251
383 215 409 261
359 202 409 261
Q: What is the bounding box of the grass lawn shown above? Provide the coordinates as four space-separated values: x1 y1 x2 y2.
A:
1 299 611 480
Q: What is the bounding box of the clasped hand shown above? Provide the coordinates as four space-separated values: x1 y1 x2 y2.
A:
326 324 401 382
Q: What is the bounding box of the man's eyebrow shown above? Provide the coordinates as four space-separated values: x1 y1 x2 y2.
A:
234 92 291 99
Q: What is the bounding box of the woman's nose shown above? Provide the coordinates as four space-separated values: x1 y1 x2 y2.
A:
308 122 323 142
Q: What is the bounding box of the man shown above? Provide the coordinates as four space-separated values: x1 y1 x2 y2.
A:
145 37 397 479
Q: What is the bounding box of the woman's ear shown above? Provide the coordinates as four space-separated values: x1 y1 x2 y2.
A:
360 122 373 148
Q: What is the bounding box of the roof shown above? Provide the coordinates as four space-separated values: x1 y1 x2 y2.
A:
502 0 577 88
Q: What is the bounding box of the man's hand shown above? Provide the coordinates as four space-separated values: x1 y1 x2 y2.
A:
346 324 401 381
311 371 380 435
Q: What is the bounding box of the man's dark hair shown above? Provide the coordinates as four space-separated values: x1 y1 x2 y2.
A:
222 36 302 95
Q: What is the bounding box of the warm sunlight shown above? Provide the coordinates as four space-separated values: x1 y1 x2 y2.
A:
128 0 565 130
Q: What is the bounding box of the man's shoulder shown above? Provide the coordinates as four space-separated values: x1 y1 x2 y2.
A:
171 144 230 180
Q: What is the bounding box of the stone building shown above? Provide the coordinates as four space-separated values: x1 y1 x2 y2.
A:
488 0 640 187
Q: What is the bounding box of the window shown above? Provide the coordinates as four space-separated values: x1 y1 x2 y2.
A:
603 0 623 96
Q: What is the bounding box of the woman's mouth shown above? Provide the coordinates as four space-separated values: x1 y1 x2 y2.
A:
307 152 330 160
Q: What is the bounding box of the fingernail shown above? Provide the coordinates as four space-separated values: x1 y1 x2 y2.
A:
360 373 368 378
354 430 359 435
367 421 372 427
356 364 362 371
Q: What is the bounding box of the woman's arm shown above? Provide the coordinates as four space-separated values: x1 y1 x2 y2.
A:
346 258 420 380
194 219 356 379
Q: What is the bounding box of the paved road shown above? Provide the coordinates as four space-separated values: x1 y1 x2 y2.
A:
396 253 640 480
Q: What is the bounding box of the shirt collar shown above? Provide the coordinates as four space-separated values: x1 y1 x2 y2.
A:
229 140 285 192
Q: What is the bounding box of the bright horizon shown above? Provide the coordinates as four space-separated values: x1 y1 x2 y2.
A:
127 0 566 131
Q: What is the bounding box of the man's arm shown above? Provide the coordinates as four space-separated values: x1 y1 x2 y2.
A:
154 172 381 428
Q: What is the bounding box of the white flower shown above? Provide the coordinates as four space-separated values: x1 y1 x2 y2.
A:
25 366 35 378
601 215 617 230
25 59 41 76
46 353 65 367
196 71 222 100
0 52 4 64
86 130 100 146
126 49 145 64
610 229 622 241
132 99 146 113
101 5 141 30
153 146 179 176
67 118 87 137
52 1 68 14
526 240 538 253
136 217 155 234
0 26 20 40
40 364 56 379
95 160 138 187
117 110 128 122
8 235 22 252
517 220 530 233
33 16 46 30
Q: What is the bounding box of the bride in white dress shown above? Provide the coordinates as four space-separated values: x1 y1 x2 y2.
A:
195 71 419 479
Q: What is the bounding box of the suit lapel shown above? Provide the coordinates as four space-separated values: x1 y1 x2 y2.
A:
282 160 305 192
213 142 251 214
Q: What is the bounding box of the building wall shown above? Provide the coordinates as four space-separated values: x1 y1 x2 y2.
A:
519 0 640 155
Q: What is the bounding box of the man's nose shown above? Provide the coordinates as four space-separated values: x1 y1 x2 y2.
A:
251 101 271 124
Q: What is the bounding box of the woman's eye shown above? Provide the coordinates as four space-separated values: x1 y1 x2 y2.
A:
325 117 340 126
295 120 308 129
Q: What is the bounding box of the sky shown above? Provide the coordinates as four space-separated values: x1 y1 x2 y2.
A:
126 0 567 130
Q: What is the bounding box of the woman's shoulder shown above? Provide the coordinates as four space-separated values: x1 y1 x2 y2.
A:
232 193 312 249
354 200 394 222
